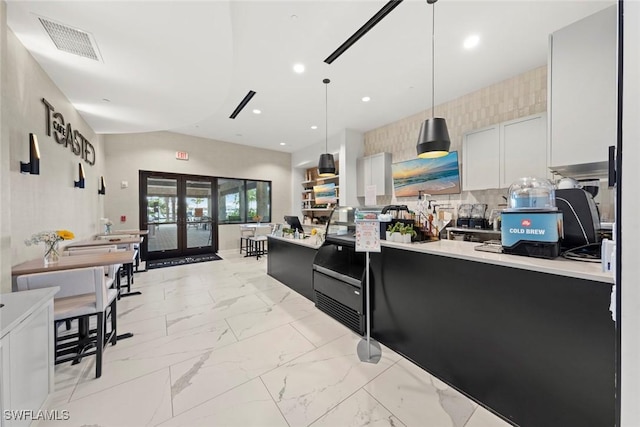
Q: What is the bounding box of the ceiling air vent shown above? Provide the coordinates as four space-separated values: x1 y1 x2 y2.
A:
38 17 101 61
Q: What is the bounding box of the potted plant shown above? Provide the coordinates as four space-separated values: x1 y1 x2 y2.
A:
282 227 294 238
387 222 402 242
400 223 417 243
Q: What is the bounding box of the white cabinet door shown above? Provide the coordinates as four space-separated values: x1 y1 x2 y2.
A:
500 114 548 188
8 303 51 427
357 153 391 197
356 157 365 197
370 153 391 196
549 5 617 166
462 125 500 190
1 335 8 427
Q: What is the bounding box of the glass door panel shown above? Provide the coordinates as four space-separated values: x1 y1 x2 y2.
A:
186 179 214 249
146 177 179 254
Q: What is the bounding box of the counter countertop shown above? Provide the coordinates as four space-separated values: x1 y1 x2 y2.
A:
0 287 59 338
382 239 613 284
268 234 613 284
268 234 323 249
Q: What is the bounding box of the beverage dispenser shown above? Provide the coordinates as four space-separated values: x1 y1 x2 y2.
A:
501 177 563 259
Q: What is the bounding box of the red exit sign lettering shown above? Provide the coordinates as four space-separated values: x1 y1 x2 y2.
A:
176 151 189 161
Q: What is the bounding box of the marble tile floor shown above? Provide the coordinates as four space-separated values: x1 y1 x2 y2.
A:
35 250 513 427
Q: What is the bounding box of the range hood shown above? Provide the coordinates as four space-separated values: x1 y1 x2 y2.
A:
549 161 609 180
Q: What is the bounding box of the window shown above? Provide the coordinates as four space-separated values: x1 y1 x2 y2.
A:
247 180 271 223
218 178 271 224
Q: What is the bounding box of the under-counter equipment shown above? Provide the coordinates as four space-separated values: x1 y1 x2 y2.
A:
312 206 366 334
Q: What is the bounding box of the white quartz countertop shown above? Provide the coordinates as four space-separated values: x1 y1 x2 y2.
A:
268 234 613 284
268 234 323 249
0 287 59 338
382 239 614 284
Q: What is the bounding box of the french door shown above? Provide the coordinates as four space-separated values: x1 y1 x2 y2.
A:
140 171 217 261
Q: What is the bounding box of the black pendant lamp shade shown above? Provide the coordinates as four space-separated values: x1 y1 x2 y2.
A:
318 153 336 176
318 78 336 177
416 0 450 159
417 117 450 158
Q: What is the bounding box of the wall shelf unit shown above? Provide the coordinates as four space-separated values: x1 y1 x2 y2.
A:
300 163 339 225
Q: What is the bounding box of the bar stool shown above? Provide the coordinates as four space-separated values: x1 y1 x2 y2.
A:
247 225 271 259
239 225 254 255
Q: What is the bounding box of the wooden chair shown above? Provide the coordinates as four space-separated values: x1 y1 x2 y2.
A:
16 267 118 378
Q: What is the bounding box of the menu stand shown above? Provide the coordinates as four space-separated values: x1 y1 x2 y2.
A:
355 219 382 364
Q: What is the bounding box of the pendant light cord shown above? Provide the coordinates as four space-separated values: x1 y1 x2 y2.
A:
431 1 435 119
325 81 329 153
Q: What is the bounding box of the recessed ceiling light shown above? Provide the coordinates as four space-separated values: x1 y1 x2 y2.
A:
102 98 111 102
252 109 261 114
293 63 305 74
362 96 371 102
290 14 298 20
463 34 480 50
311 125 318 130
236 133 242 137
280 142 286 146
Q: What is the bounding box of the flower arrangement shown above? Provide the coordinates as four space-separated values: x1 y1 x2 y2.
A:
25 230 75 265
252 215 262 223
24 230 75 246
101 218 113 234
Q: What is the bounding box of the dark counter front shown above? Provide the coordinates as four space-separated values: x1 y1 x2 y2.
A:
267 236 317 302
370 246 615 427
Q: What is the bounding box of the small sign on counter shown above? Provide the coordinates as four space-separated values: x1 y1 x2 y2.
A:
355 220 381 252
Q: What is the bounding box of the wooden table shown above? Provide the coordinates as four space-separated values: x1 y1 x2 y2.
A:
65 236 144 274
65 236 142 249
95 229 149 237
11 251 136 276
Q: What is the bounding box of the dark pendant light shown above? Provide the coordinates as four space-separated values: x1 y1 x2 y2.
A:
417 0 451 159
318 78 336 177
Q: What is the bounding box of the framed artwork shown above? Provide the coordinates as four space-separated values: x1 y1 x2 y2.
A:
391 151 461 197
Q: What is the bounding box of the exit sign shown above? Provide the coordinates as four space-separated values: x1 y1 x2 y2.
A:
176 151 189 160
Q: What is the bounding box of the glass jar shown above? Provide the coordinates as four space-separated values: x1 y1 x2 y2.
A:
507 177 557 211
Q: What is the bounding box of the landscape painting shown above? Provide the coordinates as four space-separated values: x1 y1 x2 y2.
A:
392 151 461 196
314 182 338 204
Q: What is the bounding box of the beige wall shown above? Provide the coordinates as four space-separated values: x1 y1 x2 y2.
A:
2 25 105 292
103 132 291 251
0 0 9 291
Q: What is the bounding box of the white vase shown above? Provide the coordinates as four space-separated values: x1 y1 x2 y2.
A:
402 234 411 244
391 232 400 242
386 231 392 241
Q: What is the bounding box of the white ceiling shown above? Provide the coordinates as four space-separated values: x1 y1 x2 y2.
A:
7 0 615 153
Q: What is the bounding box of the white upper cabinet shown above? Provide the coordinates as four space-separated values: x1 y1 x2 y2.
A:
549 5 617 167
500 113 548 188
462 125 500 190
463 114 548 191
357 152 392 197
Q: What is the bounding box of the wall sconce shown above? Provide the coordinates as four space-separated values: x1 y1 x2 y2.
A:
20 133 40 175
74 162 85 188
98 176 106 195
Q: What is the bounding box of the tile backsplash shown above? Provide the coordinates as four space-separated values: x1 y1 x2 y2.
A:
362 65 613 223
